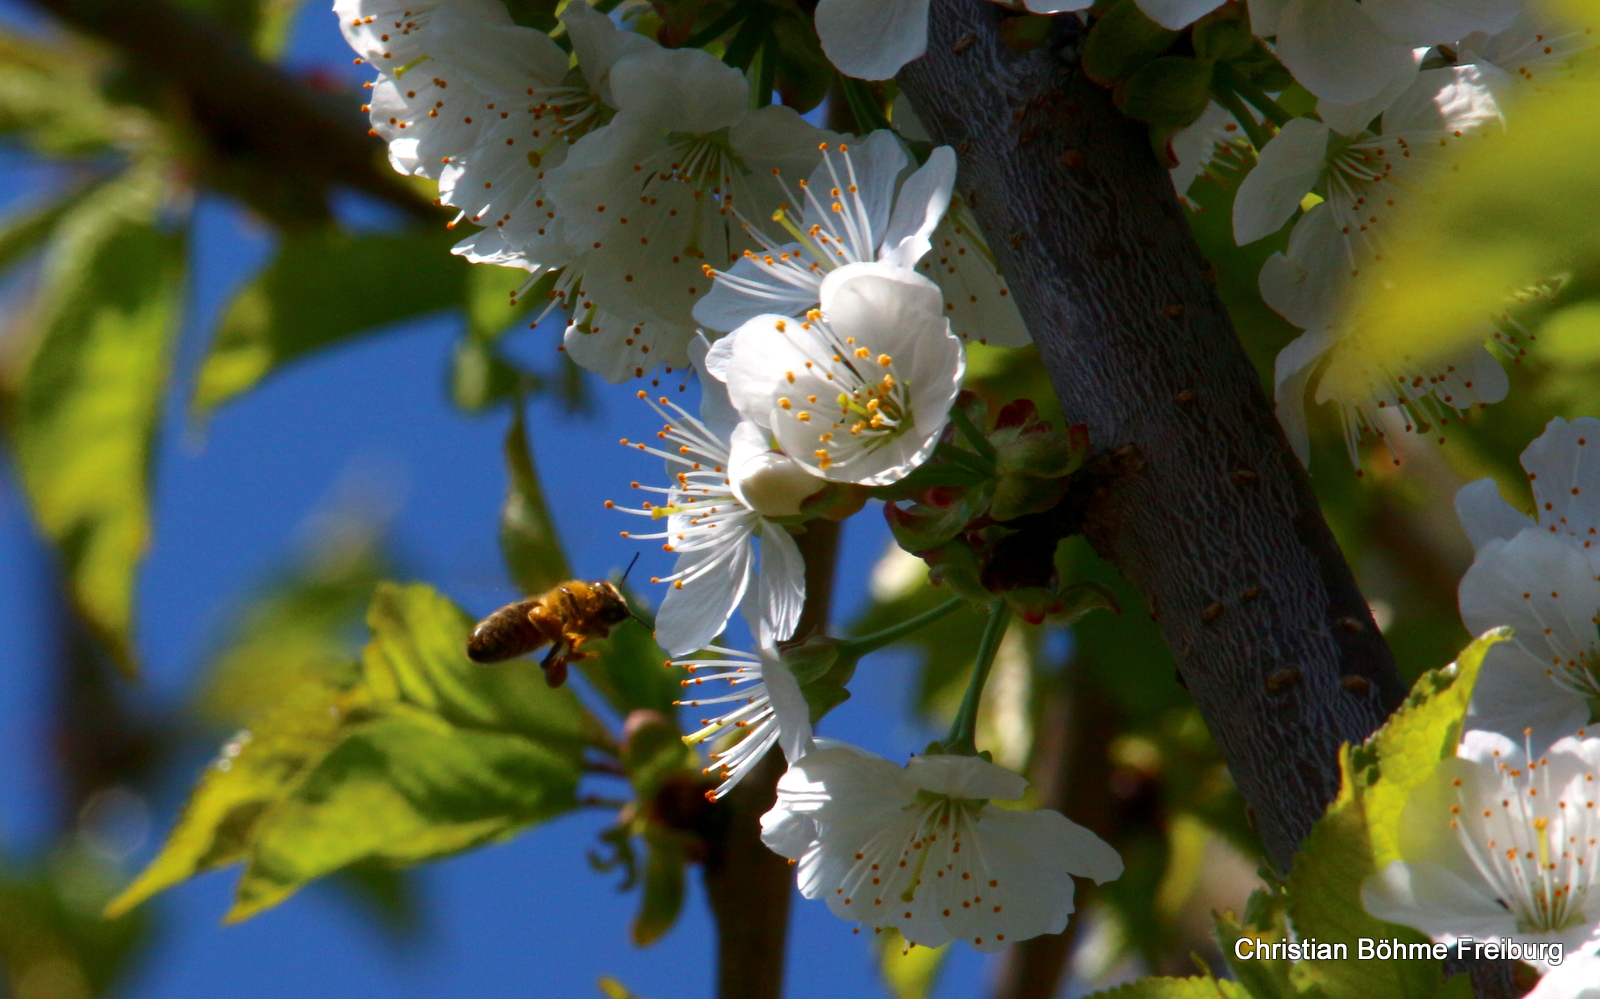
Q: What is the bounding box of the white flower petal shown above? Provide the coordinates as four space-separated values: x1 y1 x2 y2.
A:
880 145 953 270
755 520 807 646
1276 0 1419 104
426 5 569 95
1525 951 1600 999
1362 0 1521 46
905 754 1028 801
1523 417 1600 543
1454 477 1533 551
1233 116 1331 245
1316 55 1421 136
694 246 818 333
1248 0 1286 35
654 536 755 656
1271 327 1337 465
607 46 749 134
1362 860 1519 941
562 0 655 108
914 206 1031 347
764 743 1121 951
815 0 931 80
1134 0 1221 29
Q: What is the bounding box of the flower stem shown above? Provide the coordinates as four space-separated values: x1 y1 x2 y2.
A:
941 600 1012 757
1210 85 1274 151
836 597 967 659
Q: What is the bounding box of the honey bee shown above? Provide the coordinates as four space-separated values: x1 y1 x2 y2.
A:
467 580 632 688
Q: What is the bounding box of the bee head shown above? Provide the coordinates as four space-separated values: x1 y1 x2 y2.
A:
595 581 634 626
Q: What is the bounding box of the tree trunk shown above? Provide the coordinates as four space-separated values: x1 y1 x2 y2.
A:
897 2 1404 874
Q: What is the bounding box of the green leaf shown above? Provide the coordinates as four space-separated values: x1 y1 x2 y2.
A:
500 404 571 596
1081 0 1179 87
9 172 182 674
2 848 149 998
253 0 309 59
598 977 649 999
1083 977 1248 999
1282 630 1506 999
360 582 605 752
0 32 121 156
878 927 948 999
631 832 686 946
1359 628 1505 866
1115 56 1216 130
452 264 546 412
1214 902 1297 999
590 613 683 719
105 672 357 918
196 514 388 727
230 702 580 920
0 182 92 276
194 227 468 416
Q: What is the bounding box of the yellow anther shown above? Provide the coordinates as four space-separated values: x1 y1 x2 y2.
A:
878 354 892 366
779 398 792 409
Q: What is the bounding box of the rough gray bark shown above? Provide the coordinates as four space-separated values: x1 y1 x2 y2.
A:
898 3 1405 873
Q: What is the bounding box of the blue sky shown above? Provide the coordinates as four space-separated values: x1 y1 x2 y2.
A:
0 3 997 996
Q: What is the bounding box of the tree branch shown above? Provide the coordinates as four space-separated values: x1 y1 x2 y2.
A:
897 5 1404 873
700 518 840 999
28 0 434 225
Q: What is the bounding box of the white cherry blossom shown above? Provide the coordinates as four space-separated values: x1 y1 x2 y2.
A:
711 264 966 486
761 741 1123 950
1362 729 1600 972
1456 4 1598 95
547 45 830 332
1247 0 1519 104
1454 418 1600 745
1456 417 1600 558
1526 951 1600 999
1168 102 1252 201
553 263 695 383
1237 65 1504 265
678 642 813 798
694 131 954 333
915 200 1031 347
612 339 814 656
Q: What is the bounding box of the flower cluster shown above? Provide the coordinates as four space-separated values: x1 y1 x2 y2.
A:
339 0 1600 976
1168 0 1592 470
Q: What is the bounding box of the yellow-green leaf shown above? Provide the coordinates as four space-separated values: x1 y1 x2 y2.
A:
193 227 468 416
229 702 580 920
1282 629 1507 999
360 582 606 751
10 172 181 674
105 673 357 918
1339 18 1599 388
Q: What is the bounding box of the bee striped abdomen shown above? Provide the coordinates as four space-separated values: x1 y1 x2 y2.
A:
466 599 548 663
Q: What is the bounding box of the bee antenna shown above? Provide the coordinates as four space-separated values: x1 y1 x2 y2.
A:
620 551 641 585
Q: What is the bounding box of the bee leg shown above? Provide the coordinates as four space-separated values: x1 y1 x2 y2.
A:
525 607 568 648
539 644 570 688
563 632 598 662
